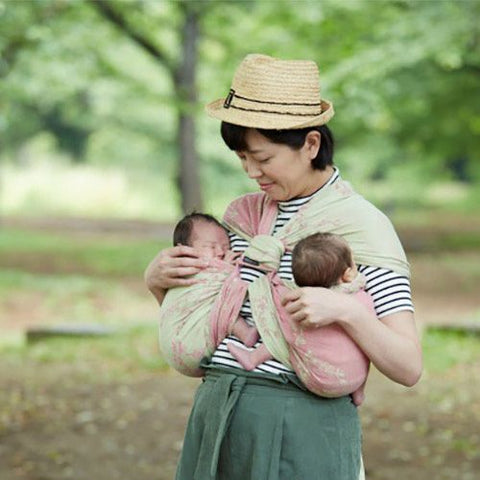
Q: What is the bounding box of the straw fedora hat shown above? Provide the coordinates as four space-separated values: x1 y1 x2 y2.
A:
205 54 334 129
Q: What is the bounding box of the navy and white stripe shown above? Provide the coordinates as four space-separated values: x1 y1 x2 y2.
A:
211 168 414 375
358 266 413 318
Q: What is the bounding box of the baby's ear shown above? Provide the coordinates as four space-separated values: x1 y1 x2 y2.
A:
341 267 356 283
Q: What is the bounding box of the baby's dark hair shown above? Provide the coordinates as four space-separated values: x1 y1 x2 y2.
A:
172 212 226 246
292 233 354 287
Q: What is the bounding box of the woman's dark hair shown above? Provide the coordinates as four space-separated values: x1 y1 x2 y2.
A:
173 212 226 246
220 122 334 170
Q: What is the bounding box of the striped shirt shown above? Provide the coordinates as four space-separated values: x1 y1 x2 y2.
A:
210 168 414 375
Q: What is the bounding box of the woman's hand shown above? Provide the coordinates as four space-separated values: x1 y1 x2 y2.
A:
281 287 361 328
144 245 209 305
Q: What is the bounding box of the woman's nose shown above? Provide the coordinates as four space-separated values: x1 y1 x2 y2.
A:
244 159 262 178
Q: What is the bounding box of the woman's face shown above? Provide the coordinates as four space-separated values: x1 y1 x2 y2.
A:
236 129 325 202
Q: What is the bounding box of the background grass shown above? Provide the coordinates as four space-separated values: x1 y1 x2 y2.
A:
0 228 172 379
423 330 480 373
1 227 479 379
0 229 167 277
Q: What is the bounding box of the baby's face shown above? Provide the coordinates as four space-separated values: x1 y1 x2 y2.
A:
190 222 230 259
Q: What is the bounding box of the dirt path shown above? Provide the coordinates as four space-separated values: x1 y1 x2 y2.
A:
1 360 479 480
1 366 198 480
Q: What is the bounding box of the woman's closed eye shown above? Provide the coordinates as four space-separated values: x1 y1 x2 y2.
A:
236 152 271 163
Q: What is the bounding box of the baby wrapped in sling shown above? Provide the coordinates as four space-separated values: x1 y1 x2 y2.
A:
158 179 410 402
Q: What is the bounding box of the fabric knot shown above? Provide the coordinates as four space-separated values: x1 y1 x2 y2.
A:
243 235 285 271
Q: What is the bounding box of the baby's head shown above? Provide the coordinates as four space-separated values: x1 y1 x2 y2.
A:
173 213 230 259
292 232 357 288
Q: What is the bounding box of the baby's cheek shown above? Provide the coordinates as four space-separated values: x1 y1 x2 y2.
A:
198 247 214 258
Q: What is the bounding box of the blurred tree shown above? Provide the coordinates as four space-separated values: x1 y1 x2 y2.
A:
0 1 95 160
319 0 480 182
1 0 479 215
89 0 203 213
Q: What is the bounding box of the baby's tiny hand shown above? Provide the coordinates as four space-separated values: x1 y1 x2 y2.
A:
223 250 242 264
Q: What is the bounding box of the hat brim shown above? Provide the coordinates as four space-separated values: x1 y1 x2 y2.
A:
205 98 334 130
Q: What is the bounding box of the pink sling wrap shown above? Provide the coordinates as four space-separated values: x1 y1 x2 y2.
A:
159 179 409 399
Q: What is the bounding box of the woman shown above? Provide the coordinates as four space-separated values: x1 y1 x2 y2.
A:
145 54 422 480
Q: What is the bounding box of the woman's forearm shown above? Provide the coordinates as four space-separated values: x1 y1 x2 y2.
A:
338 306 422 387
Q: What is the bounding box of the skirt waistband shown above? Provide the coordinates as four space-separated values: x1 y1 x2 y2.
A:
202 361 308 393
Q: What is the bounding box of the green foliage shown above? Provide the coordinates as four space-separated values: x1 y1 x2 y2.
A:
0 226 170 377
1 0 175 165
1 0 479 213
423 329 480 373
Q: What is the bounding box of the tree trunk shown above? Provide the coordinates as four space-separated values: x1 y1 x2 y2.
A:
90 0 204 214
175 5 203 214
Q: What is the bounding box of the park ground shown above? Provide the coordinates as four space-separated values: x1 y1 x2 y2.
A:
0 215 479 480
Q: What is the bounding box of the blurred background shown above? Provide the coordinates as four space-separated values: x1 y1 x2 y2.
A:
1 1 479 479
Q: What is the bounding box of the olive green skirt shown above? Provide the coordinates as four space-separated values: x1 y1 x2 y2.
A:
175 364 362 480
